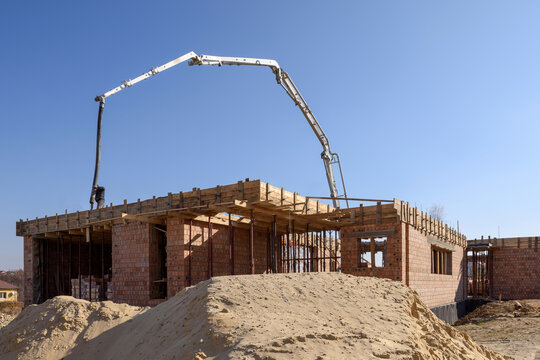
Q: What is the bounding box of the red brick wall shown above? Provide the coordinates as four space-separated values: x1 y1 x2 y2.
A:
407 226 466 307
341 222 466 308
491 248 540 299
166 217 185 298
112 223 152 306
166 217 269 298
340 223 405 282
23 236 37 306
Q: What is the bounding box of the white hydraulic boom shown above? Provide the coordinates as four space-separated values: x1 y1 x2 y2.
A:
90 51 348 209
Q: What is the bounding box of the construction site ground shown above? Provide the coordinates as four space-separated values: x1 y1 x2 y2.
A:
454 299 540 360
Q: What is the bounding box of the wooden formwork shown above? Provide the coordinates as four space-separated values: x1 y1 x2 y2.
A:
17 179 343 236
467 236 539 250
394 200 467 247
16 179 466 248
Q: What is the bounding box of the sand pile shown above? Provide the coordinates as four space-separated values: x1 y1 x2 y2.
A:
455 299 540 325
0 273 511 360
0 296 147 360
0 313 16 329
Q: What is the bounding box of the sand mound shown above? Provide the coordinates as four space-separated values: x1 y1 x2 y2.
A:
0 296 147 360
69 273 509 360
0 313 16 329
0 273 512 360
455 299 540 325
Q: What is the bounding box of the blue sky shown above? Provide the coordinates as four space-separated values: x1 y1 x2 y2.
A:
1 1 539 269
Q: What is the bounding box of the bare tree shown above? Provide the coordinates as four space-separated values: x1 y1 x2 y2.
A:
428 204 445 221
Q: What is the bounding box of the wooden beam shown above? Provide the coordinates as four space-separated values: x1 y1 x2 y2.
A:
121 213 166 225
347 230 394 238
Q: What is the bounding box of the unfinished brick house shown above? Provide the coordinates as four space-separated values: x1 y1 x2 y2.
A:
16 179 468 316
467 236 540 300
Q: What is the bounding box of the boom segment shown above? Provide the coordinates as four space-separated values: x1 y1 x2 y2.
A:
91 51 348 209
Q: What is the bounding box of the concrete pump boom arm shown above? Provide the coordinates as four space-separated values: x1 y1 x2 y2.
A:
91 51 348 209
95 51 198 101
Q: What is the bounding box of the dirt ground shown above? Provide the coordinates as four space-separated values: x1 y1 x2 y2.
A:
455 300 540 360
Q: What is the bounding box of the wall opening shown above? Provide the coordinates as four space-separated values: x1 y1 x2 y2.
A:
38 232 112 303
151 225 167 299
358 238 372 268
431 246 452 275
357 237 387 268
467 249 489 297
374 237 387 267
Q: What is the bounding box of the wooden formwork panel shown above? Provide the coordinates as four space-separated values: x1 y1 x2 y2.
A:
393 199 467 247
16 179 467 250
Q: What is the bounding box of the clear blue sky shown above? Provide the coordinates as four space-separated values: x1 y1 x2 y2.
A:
1 1 539 269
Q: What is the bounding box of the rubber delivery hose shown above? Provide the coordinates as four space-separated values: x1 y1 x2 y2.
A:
90 100 105 209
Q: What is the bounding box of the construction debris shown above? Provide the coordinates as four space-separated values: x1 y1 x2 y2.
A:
0 273 510 360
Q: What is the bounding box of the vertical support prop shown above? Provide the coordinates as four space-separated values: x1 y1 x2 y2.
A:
334 230 339 272
101 232 105 301
329 231 333 272
250 210 255 275
89 234 92 302
317 232 321 271
472 250 477 297
188 220 192 286
45 240 49 300
68 237 72 296
56 238 60 295
285 224 291 273
266 228 271 273
292 220 296 272
78 237 81 299
305 224 309 272
311 232 315 272
323 230 327 272
228 213 234 275
208 218 213 279
273 215 277 273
